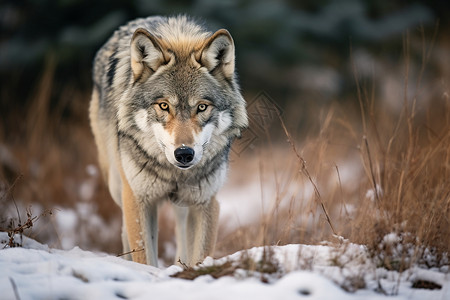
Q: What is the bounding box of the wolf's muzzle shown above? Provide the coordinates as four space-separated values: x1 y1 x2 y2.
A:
174 146 195 168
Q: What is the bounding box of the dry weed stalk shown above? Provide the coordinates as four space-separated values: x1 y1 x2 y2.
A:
116 247 145 258
278 112 337 236
1 202 55 249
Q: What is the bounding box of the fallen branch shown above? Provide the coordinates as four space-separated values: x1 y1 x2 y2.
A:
117 247 145 257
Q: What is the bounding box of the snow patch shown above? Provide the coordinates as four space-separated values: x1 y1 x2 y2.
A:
1 230 449 300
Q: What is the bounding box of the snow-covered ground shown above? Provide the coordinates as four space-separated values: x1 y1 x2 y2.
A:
1 232 448 300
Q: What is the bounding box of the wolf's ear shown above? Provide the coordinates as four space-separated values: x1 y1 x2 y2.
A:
130 28 168 81
199 29 235 80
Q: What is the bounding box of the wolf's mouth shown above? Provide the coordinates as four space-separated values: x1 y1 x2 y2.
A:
175 164 193 170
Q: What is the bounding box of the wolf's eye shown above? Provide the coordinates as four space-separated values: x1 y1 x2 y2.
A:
197 104 208 113
159 103 169 111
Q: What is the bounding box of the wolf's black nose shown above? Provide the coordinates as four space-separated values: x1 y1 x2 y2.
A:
174 147 195 164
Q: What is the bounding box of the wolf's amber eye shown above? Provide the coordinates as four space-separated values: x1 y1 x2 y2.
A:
197 104 208 112
159 103 169 111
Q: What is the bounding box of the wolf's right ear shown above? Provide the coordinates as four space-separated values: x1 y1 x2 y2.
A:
198 29 235 81
130 28 168 81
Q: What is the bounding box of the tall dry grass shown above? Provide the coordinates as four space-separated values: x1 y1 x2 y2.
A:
349 33 449 269
0 59 121 253
214 89 448 270
352 76 450 269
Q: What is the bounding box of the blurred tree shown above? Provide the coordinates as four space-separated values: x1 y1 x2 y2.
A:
0 0 440 110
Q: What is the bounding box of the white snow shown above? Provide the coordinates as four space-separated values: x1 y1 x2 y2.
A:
365 185 383 202
54 208 79 249
1 232 448 300
217 153 316 235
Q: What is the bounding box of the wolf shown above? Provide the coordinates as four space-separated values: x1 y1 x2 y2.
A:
89 15 248 267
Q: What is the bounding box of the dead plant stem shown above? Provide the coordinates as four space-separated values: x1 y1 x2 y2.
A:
277 112 337 236
116 247 145 258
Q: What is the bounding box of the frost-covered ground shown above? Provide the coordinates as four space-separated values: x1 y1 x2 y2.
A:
1 232 448 300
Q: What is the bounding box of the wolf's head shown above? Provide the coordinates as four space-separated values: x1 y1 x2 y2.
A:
119 18 247 170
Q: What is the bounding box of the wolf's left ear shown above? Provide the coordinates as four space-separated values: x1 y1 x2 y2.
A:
130 28 169 81
199 29 235 80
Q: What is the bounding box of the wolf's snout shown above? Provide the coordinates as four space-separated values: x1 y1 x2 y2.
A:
174 146 195 165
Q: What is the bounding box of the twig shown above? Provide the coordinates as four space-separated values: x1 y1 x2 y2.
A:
116 247 145 257
0 174 23 202
363 136 380 204
177 258 190 270
277 111 337 236
9 277 21 300
5 216 37 235
350 43 367 135
335 164 350 218
0 207 53 248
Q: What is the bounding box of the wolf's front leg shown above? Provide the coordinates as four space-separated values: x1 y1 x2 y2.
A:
186 197 220 266
141 202 159 266
173 205 188 265
121 177 147 264
120 221 132 261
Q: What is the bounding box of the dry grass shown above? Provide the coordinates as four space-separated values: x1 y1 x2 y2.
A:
0 36 448 275
348 33 450 270
355 99 450 269
0 60 121 253
172 247 280 282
